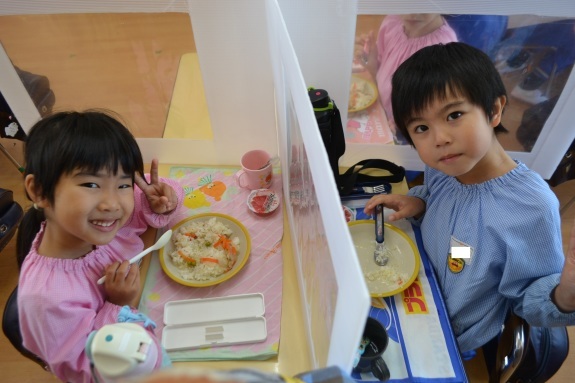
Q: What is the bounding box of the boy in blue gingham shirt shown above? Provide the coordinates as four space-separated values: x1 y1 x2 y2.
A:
365 42 575 360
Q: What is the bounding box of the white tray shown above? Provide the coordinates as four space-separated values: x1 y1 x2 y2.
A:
162 317 267 351
161 293 267 351
163 293 265 326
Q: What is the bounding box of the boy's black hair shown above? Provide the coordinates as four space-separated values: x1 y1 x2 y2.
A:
16 110 145 267
391 42 508 146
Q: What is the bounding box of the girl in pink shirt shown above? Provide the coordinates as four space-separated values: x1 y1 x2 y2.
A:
357 14 457 143
16 110 185 382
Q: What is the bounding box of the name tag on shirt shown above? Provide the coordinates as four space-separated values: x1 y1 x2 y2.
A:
450 236 473 263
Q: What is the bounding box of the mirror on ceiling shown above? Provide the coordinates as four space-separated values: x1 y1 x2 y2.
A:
347 13 575 153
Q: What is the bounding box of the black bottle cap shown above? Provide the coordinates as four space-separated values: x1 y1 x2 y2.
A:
308 88 331 109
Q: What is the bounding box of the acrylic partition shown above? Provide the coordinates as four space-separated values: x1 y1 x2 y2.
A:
278 0 575 179
266 0 371 371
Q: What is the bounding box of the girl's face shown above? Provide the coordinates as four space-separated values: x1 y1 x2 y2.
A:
38 167 135 258
405 92 506 184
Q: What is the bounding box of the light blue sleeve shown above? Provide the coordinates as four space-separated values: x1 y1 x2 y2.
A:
519 274 575 325
501 196 575 326
406 183 429 226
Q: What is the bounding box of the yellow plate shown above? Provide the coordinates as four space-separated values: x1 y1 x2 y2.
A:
348 220 420 297
159 213 251 287
348 74 378 113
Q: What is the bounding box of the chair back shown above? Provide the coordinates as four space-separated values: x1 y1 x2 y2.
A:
491 312 569 383
491 313 528 382
2 285 50 371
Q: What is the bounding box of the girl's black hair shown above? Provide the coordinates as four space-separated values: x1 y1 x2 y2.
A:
391 42 508 146
16 110 145 267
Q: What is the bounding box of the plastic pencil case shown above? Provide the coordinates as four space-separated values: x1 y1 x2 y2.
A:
161 293 267 351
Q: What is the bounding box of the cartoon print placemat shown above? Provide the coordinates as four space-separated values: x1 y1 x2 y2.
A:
139 166 283 361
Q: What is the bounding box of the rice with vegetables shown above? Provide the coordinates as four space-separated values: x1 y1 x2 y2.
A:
349 78 375 111
365 265 408 287
170 217 239 281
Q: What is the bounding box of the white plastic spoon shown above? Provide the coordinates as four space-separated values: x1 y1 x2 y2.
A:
97 229 173 285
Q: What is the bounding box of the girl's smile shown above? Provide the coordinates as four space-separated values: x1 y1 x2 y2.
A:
34 168 135 259
90 219 120 232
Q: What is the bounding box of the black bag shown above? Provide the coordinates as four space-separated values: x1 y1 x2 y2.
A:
308 87 346 188
15 67 55 117
307 87 406 195
339 159 405 196
1 67 55 142
0 188 24 253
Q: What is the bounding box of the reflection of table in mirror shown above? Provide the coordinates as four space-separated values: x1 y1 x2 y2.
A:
346 71 394 144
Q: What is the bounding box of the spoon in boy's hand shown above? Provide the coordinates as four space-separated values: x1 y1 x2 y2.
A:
97 230 173 285
374 204 389 266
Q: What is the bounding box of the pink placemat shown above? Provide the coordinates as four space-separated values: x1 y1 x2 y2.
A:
346 102 394 144
138 166 283 361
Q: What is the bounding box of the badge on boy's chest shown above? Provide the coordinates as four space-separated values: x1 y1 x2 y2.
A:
447 236 473 273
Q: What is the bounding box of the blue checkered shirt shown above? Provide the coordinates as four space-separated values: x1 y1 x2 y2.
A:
408 161 575 353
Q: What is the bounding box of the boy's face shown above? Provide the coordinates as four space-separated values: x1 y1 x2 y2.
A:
38 167 135 258
405 92 504 184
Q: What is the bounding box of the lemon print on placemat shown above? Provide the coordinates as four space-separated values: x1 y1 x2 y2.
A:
183 186 211 210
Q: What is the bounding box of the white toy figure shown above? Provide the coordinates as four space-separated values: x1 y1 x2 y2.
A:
86 323 158 382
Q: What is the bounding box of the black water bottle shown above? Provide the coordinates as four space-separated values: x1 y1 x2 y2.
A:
308 87 346 188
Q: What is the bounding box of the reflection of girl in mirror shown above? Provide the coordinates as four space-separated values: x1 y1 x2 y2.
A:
356 14 457 144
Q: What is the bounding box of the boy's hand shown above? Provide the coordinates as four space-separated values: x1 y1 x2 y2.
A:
554 216 575 312
104 260 141 307
135 158 178 214
364 194 425 221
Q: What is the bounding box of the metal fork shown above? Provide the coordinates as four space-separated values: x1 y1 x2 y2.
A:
362 184 388 194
